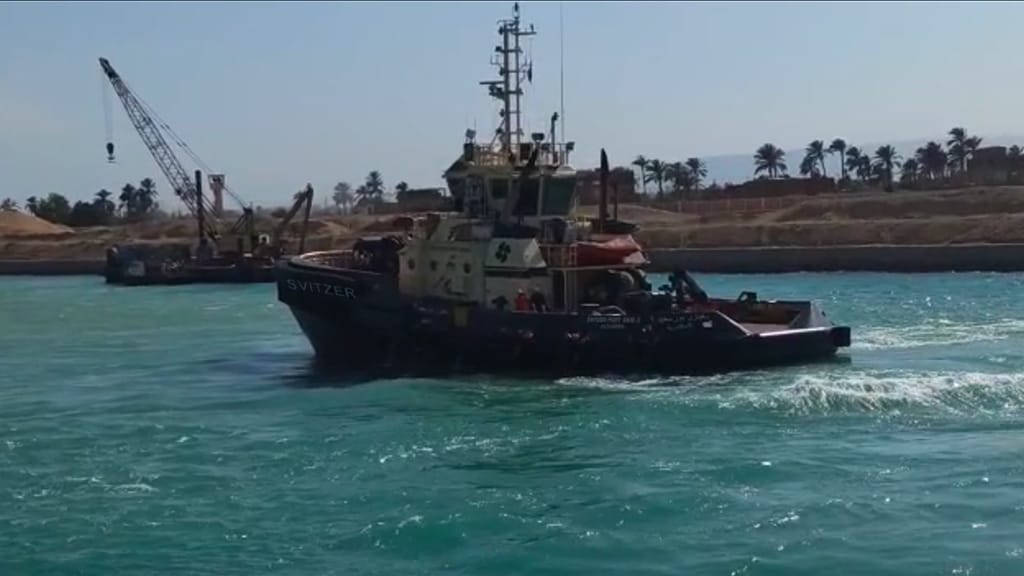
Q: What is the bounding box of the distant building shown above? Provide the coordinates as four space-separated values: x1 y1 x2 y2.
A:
396 187 447 211
575 167 640 205
969 146 1013 185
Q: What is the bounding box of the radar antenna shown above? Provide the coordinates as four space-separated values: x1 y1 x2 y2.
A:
480 3 535 159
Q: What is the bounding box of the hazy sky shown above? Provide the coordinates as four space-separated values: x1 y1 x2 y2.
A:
3 1 1023 210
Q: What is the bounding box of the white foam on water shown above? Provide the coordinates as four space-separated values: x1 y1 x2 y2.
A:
554 373 733 393
727 369 1024 415
112 482 157 494
854 318 1024 351
571 367 1024 416
397 515 422 529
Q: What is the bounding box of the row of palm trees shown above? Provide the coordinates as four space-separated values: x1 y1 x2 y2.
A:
630 156 709 197
755 140 900 187
331 171 414 212
754 127 997 190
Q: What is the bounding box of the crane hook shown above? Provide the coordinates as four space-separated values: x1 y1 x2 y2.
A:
106 142 116 163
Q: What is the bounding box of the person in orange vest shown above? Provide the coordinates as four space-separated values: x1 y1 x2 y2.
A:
514 288 531 312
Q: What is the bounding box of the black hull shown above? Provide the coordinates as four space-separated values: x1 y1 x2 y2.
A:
289 308 845 377
276 258 851 378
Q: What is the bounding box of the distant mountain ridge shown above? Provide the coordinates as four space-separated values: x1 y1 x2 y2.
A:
688 134 1024 186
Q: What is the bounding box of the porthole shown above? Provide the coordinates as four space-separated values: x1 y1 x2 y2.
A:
463 263 471 274
430 260 438 271
407 258 416 270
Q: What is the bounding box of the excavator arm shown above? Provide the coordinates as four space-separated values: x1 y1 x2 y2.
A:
269 185 314 256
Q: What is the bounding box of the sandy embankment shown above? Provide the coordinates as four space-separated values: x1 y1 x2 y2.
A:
4 186 1024 274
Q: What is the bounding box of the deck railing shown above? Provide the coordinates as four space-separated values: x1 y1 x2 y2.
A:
297 250 356 269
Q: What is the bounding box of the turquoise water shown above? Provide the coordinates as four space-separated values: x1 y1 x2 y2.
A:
2 273 1024 575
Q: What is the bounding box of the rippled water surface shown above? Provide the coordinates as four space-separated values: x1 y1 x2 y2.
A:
3 273 1024 575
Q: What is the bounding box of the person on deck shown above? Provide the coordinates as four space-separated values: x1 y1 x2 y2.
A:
530 288 548 313
492 295 509 311
514 289 531 312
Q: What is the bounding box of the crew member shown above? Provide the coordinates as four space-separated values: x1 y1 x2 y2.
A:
530 288 548 313
514 288 530 312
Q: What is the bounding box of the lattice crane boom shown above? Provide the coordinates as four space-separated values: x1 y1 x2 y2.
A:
98 57 221 242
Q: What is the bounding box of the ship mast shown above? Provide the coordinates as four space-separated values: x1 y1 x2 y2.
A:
481 3 535 158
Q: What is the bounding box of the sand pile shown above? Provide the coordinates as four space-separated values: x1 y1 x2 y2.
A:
0 211 74 238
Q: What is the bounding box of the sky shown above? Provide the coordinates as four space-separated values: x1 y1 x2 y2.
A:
3 1 1024 211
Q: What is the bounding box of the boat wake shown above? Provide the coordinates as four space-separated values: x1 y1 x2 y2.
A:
854 318 1024 351
555 368 1024 417
732 369 1024 415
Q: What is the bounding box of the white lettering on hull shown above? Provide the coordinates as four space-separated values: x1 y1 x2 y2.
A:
286 278 357 299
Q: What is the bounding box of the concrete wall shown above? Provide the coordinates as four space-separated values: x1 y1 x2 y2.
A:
648 244 1024 273
0 260 104 276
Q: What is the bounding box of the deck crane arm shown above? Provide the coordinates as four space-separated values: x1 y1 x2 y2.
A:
268 184 314 256
98 57 221 243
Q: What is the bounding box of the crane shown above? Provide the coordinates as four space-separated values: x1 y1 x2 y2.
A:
99 57 247 248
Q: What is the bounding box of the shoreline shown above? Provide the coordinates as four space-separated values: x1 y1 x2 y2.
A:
5 243 1024 277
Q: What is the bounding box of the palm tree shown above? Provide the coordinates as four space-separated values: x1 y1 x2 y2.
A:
119 183 137 217
94 189 115 217
684 157 707 192
805 140 828 177
25 196 38 215
332 182 352 213
647 159 667 197
829 139 848 180
365 171 385 198
632 155 649 195
799 154 820 177
1009 145 1022 159
395 181 409 194
873 145 901 191
1 198 18 212
136 178 158 215
947 127 967 172
855 153 872 182
753 143 787 179
666 162 683 197
845 146 862 179
900 158 920 187
667 162 696 197
915 141 947 181
946 127 981 174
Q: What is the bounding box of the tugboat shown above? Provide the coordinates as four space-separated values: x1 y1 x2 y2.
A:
274 4 851 376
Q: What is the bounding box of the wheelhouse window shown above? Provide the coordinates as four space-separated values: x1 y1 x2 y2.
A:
513 176 540 217
447 177 465 212
541 175 576 216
